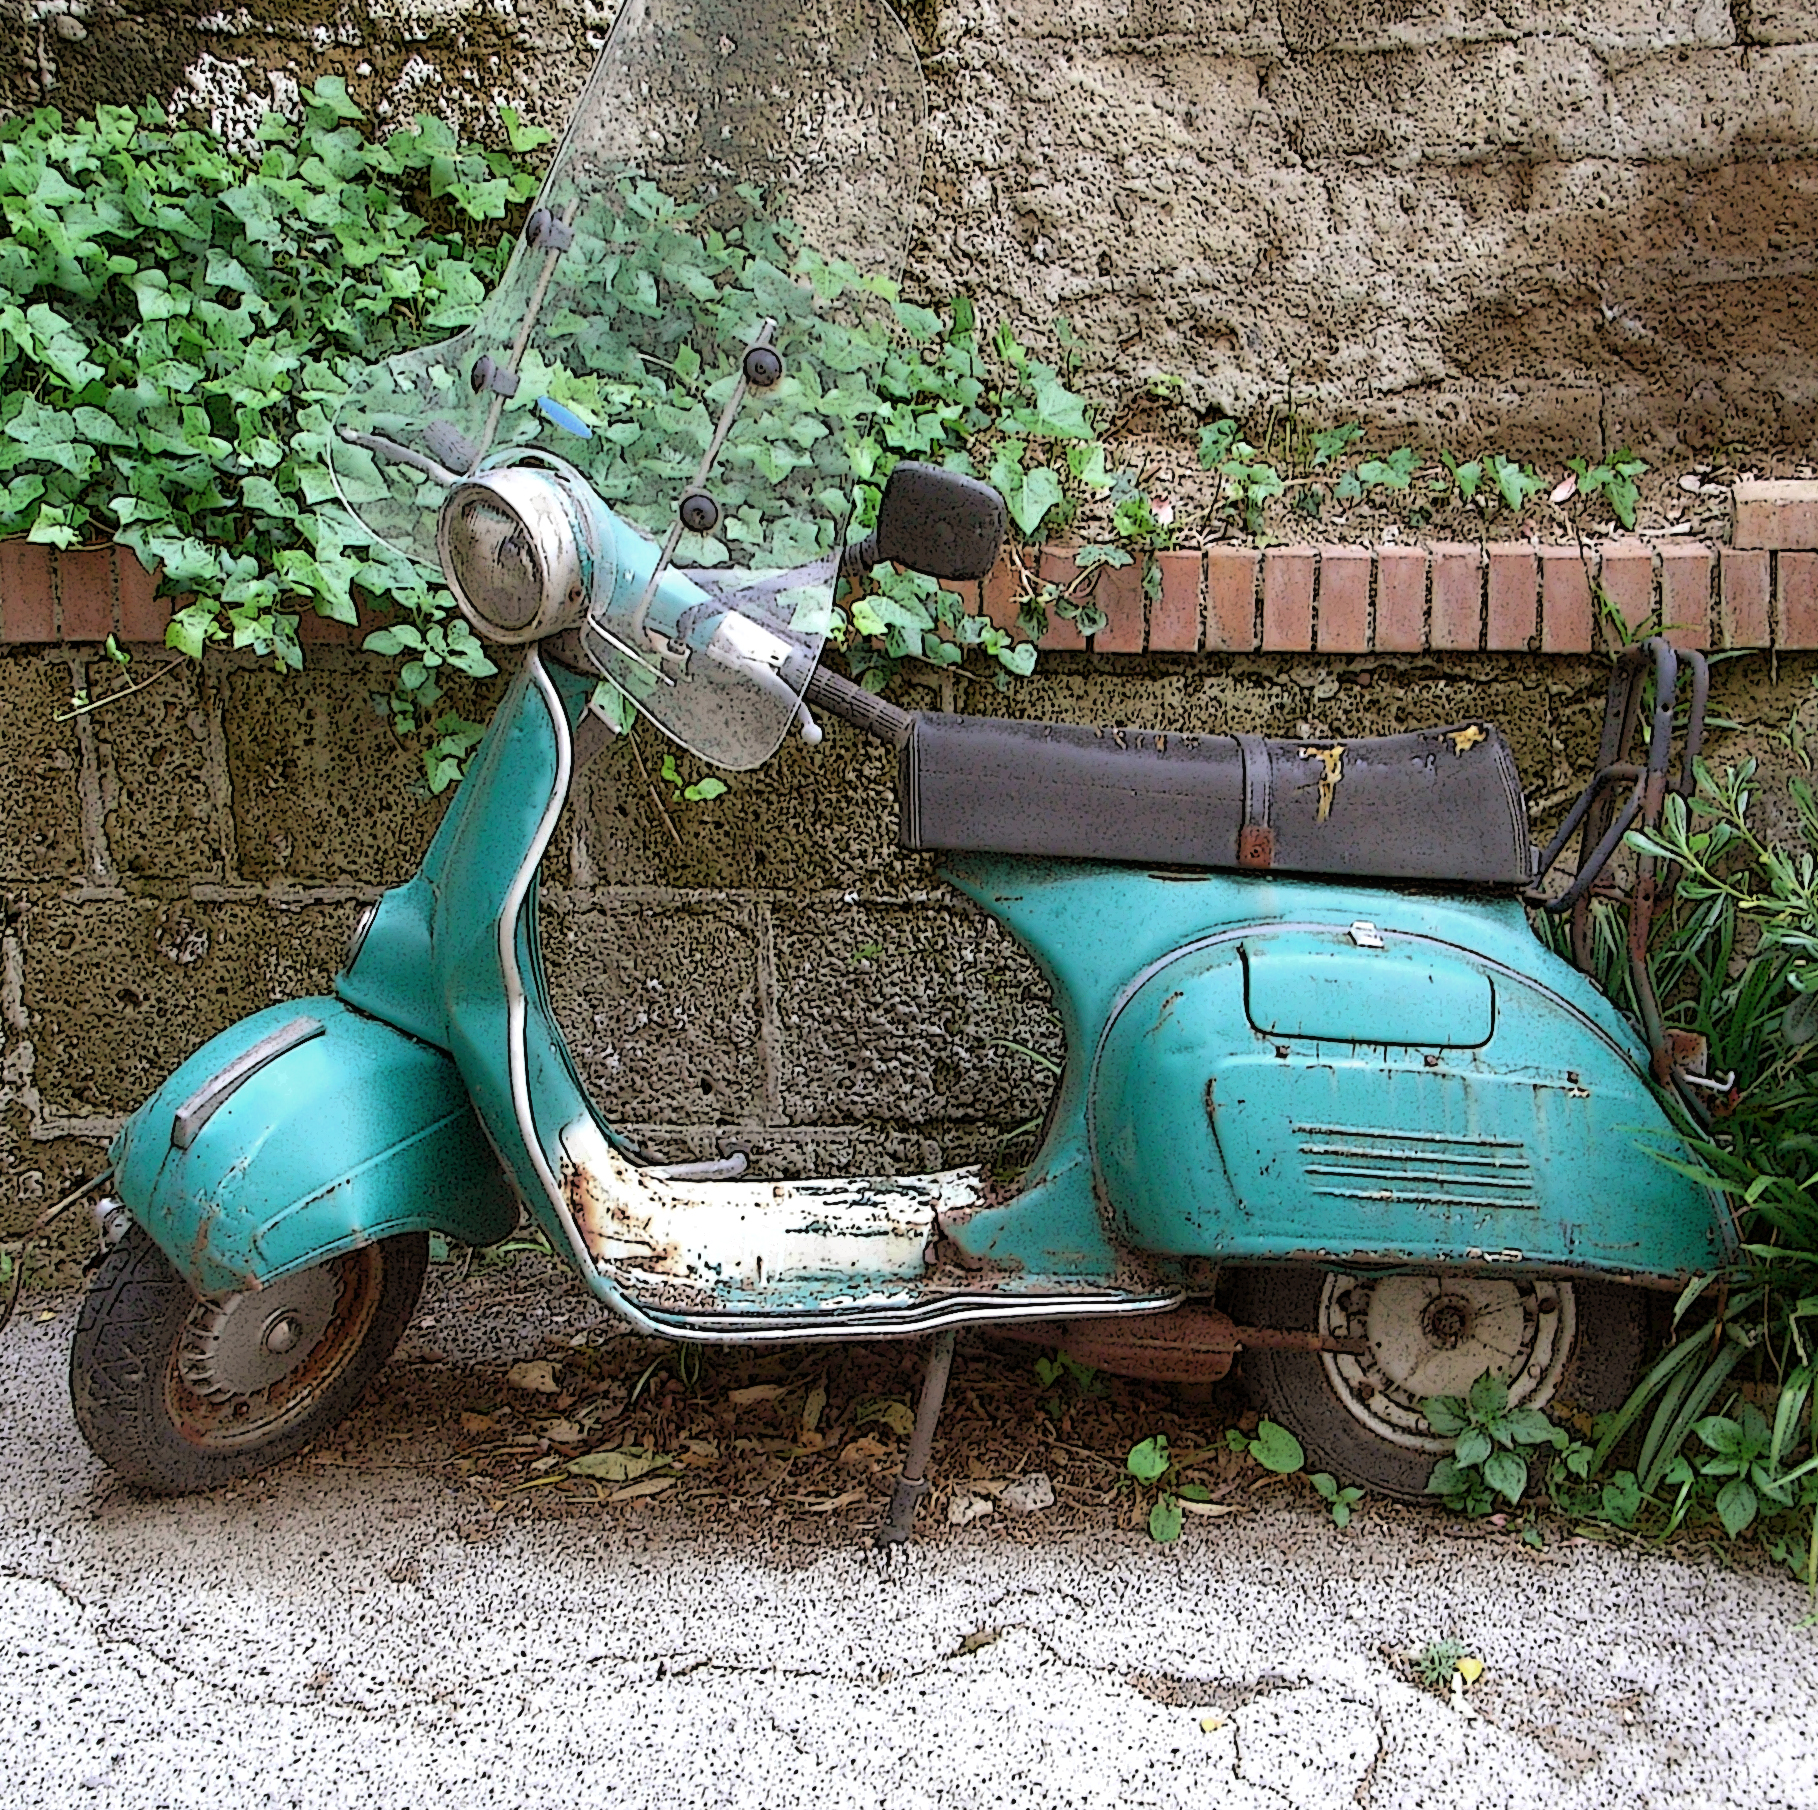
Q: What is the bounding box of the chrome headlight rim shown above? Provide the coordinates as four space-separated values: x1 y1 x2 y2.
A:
435 464 593 645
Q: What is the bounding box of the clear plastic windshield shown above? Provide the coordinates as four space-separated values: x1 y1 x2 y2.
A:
329 0 925 767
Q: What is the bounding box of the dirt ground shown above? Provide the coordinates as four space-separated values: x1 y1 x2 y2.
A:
1076 425 1809 551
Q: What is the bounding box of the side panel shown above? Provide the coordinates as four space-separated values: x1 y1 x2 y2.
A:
111 998 519 1299
946 859 1732 1284
1091 923 1732 1281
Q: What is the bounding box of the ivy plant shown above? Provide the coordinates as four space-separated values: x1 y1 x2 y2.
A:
0 88 1173 774
0 84 543 780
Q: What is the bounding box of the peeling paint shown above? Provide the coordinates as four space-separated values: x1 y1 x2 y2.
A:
1298 744 1345 821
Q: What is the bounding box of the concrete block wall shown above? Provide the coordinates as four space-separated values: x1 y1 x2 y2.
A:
10 597 1818 1263
8 0 1818 459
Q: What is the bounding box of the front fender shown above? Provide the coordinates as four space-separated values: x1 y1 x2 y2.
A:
111 998 519 1299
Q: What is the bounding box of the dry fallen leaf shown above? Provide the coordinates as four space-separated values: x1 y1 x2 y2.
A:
953 1627 1001 1657
610 1476 676 1502
1199 1714 1227 1734
727 1384 786 1407
568 1445 670 1483
1178 1500 1242 1518
801 1381 828 1437
506 1360 560 1394
857 1399 916 1437
460 1412 498 1435
536 1419 583 1444
1456 1655 1484 1685
793 1488 866 1514
840 1437 890 1465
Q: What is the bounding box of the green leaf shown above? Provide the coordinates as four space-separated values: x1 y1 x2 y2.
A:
1481 1448 1529 1504
1467 1372 1510 1421
1423 1395 1469 1437
497 105 553 154
1454 1428 1493 1468
1148 1494 1184 1543
1008 464 1065 537
1309 424 1361 468
1426 1457 1468 1497
1503 1408 1558 1447
891 301 942 341
1249 1420 1305 1474
307 76 364 121
1197 420 1239 467
1127 1434 1170 1484
1715 1476 1758 1537
1599 1471 1642 1526
1355 446 1418 490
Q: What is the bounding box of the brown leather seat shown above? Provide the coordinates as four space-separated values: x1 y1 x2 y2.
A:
896 715 1534 886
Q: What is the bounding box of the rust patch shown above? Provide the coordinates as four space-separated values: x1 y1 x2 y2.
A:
995 1305 1238 1383
562 1159 680 1271
1238 824 1275 869
1228 1324 1368 1354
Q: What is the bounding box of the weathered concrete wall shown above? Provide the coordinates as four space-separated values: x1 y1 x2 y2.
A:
6 639 1813 1275
6 0 1818 457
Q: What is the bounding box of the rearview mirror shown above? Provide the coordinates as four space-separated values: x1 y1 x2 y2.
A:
843 462 1007 583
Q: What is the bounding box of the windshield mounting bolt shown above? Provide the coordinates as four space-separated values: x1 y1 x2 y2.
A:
470 354 519 399
679 492 720 533
742 346 783 389
524 208 575 252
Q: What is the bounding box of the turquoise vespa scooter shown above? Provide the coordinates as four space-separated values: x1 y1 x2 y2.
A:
69 0 1733 1529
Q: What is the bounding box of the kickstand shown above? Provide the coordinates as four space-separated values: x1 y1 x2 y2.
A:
877 1327 957 1546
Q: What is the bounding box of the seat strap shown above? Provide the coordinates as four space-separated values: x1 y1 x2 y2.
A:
1236 734 1274 869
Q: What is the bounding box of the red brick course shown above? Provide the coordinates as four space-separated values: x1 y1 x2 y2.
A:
1091 557 1146 653
1719 548 1771 650
1035 546 1087 651
1599 540 1654 644
1779 552 1818 649
1374 547 1426 652
1657 543 1712 651
1315 547 1370 654
1539 547 1594 654
1149 550 1201 652
1429 544 1481 651
1485 545 1538 650
1205 548 1258 651
1 530 1810 659
1261 547 1314 652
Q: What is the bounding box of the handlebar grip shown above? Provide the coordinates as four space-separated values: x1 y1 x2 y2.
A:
786 654 915 749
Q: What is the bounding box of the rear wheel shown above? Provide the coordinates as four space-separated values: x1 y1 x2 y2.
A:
1225 1267 1646 1500
71 1224 427 1493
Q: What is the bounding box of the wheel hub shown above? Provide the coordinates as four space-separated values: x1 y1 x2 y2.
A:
1419 1294 1474 1349
1317 1274 1576 1453
178 1266 341 1401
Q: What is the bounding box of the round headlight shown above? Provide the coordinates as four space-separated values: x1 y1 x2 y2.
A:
436 467 590 644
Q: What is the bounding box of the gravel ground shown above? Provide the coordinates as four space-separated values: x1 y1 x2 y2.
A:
5 1285 1815 1810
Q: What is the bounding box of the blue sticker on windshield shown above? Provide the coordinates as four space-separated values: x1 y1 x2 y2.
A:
537 397 594 438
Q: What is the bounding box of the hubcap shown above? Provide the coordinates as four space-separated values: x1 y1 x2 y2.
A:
179 1266 341 1400
164 1246 387 1452
1318 1274 1576 1453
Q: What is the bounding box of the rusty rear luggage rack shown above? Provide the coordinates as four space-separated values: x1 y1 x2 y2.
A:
1531 636 1712 1097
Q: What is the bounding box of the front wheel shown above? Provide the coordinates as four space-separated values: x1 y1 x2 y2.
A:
71 1225 427 1493
1225 1268 1646 1501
